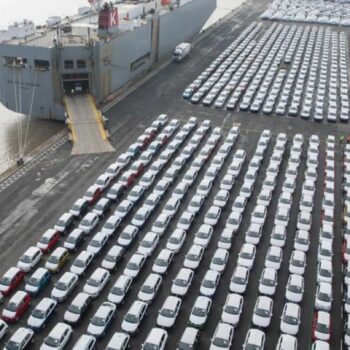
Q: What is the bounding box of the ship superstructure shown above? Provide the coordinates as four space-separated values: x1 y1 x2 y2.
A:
0 0 216 120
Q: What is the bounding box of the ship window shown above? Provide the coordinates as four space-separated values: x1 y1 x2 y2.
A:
130 52 150 72
34 59 50 70
77 59 86 69
3 56 27 67
64 60 74 69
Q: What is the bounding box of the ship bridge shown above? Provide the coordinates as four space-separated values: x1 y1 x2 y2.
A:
64 94 115 155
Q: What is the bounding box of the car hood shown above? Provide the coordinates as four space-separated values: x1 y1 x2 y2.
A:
87 323 104 336
28 315 44 328
2 309 16 319
52 288 68 300
64 310 80 323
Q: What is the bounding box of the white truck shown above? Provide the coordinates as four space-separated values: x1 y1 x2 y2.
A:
173 42 192 62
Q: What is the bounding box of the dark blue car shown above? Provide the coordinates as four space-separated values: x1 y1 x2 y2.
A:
24 267 51 296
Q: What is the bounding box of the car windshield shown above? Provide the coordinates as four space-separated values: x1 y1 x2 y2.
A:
127 262 139 270
190 201 200 208
165 204 175 211
55 282 68 291
68 304 82 314
154 221 165 228
134 214 145 221
225 305 239 314
28 277 41 286
273 233 284 240
90 240 101 248
262 278 274 286
220 236 230 243
32 308 46 319
87 278 100 287
233 276 246 285
105 255 116 263
112 287 124 295
39 236 51 244
20 255 32 263
57 220 66 227
241 252 252 259
48 256 60 264
203 279 215 288
169 237 180 244
125 313 138 323
156 259 167 267
197 231 209 239
289 283 302 293
45 336 60 347
213 257 224 265
141 285 154 294
284 315 298 325
245 344 262 350
175 279 188 287
213 337 229 347
256 308 270 317
66 236 77 244
160 308 175 317
117 206 128 213
207 212 217 219
80 219 90 226
179 218 189 225
228 218 238 225
141 240 153 248
74 259 86 268
193 307 206 317
248 230 259 237
319 292 331 302
121 232 132 239
316 322 329 333
143 344 160 350
297 237 308 245
104 222 115 230
91 316 106 326
177 341 194 350
6 302 18 311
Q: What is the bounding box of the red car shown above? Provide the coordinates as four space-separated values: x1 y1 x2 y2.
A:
312 310 331 341
83 185 102 205
36 229 60 254
0 267 25 297
136 135 150 150
129 160 145 178
118 170 136 189
2 291 31 323
343 239 350 263
144 127 157 141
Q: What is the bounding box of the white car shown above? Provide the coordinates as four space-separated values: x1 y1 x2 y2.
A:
265 246 283 270
214 190 230 208
276 334 298 350
144 193 161 212
274 207 290 227
197 178 213 197
17 246 43 273
227 160 242 177
251 205 267 225
121 300 148 334
243 328 265 350
238 243 256 269
313 311 331 342
117 225 139 248
102 216 121 236
200 270 220 297
0 320 8 341
166 229 186 253
189 296 212 328
114 200 134 221
123 253 147 278
204 206 222 226
299 194 313 213
318 241 332 262
210 322 234 350
64 292 91 325
315 282 332 312
282 177 296 194
218 229 234 250
187 195 205 215
87 302 116 337
239 181 254 199
263 175 277 192
141 328 168 350
184 244 204 269
244 168 258 185
83 268 110 298
27 298 57 331
289 250 306 275
108 275 133 304
138 273 162 304
232 196 247 214
194 224 213 248
278 192 292 210
154 179 170 197
221 293 243 326
173 182 189 201
152 249 174 275
156 296 182 329
70 250 94 276
138 232 159 256
151 213 172 236
317 260 333 284
285 274 304 303
245 223 262 245
86 231 108 255
270 225 287 247
210 249 229 273
225 211 242 233
280 302 301 335
257 189 272 207
183 167 199 186
40 323 72 350
132 207 151 227
297 211 312 231
171 268 194 296
229 266 250 294
163 196 181 217
259 268 278 296
302 180 315 197
177 211 195 231
294 230 310 252
252 296 273 328
102 245 124 271
51 272 78 302
220 175 235 191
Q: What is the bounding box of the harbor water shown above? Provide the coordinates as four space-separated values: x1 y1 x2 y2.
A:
0 0 244 175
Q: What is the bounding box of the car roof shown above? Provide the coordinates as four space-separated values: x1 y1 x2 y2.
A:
72 292 90 306
195 295 211 307
215 322 233 338
49 322 71 337
36 297 56 310
108 332 130 347
285 302 300 316
11 327 33 342
10 290 27 303
317 311 330 324
145 273 162 285
147 327 168 340
69 229 84 238
163 295 181 308
31 267 48 279
84 212 98 220
181 327 199 342
129 300 146 314
96 302 115 317
59 272 77 283
247 328 265 344
77 250 93 260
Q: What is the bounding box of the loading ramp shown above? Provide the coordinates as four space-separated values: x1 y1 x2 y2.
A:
64 94 115 155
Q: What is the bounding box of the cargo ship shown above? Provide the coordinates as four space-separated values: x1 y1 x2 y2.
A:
0 0 216 121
